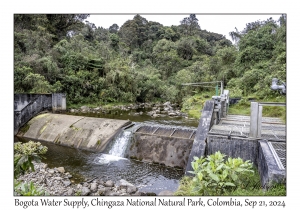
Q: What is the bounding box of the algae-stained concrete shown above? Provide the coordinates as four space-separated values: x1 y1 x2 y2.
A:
129 133 193 169
18 113 131 152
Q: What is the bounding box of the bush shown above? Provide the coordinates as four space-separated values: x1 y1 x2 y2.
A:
14 141 49 196
188 151 254 195
14 180 49 196
14 141 48 178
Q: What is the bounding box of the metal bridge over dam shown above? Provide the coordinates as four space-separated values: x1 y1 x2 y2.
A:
14 91 286 188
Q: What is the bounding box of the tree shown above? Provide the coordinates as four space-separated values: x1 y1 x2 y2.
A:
118 14 149 51
179 14 201 36
177 38 196 60
45 14 89 42
81 21 96 41
109 24 119 34
153 39 181 79
109 33 120 50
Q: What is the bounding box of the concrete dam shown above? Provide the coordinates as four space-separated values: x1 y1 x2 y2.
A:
14 92 286 188
17 113 131 152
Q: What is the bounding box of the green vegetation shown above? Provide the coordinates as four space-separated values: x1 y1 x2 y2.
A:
14 141 48 178
228 96 286 122
19 123 30 133
14 141 49 195
14 180 49 196
175 152 286 196
181 91 214 119
14 14 286 111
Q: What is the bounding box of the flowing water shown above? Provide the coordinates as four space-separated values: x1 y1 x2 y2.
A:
15 108 198 194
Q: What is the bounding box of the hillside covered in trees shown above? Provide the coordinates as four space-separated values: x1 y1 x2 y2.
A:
14 14 286 105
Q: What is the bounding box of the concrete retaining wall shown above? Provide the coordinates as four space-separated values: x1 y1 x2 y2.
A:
129 133 193 169
257 140 286 188
17 113 131 152
185 100 215 175
52 93 66 112
14 94 52 134
207 135 259 166
14 93 67 134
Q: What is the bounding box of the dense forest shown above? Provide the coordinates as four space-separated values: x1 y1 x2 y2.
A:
14 14 286 105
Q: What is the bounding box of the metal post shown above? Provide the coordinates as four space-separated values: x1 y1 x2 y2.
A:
215 84 218 96
221 81 223 95
250 102 259 138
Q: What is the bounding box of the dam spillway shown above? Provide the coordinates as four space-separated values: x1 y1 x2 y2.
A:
17 113 131 152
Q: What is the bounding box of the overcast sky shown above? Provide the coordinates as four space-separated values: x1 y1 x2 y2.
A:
86 14 283 41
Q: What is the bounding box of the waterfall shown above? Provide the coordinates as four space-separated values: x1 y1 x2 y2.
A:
108 130 132 157
96 124 139 164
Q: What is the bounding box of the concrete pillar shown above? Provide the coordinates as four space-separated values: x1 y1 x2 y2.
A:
250 102 259 138
52 93 67 112
257 105 263 138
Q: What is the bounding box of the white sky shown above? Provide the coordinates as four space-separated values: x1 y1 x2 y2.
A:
86 14 283 41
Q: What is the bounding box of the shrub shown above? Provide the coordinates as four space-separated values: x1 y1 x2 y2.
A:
188 151 254 195
14 141 48 178
14 180 49 196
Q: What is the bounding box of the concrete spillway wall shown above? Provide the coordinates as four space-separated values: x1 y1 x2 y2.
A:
14 94 52 134
17 113 131 152
14 93 66 135
185 100 215 175
129 133 193 169
257 140 286 188
207 135 259 166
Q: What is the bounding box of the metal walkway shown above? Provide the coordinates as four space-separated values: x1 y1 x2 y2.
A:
209 115 286 141
208 114 286 169
135 125 196 140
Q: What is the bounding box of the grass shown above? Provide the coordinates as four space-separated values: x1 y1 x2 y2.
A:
228 96 286 122
181 91 215 119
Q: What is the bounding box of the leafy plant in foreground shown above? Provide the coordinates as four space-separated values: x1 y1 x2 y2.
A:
14 141 48 178
189 151 254 195
14 180 48 196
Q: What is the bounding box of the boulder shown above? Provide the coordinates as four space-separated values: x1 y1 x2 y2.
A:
90 183 98 192
57 167 65 173
168 112 177 116
163 101 171 106
67 188 74 196
48 169 55 174
104 180 114 187
62 180 71 186
81 187 91 196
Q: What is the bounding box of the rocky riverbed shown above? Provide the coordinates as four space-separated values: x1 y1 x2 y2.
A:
69 101 188 118
15 162 174 196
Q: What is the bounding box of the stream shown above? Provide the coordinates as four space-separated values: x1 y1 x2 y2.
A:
15 108 199 194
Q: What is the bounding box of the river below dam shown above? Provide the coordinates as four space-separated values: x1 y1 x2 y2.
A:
15 108 199 194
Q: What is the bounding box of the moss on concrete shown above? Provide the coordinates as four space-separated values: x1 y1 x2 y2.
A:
40 124 47 134
20 123 30 134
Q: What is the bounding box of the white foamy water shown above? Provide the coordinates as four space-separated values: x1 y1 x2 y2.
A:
96 124 139 164
108 130 132 157
96 154 128 164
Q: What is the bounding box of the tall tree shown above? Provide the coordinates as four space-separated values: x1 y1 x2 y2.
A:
179 14 201 36
109 24 119 34
45 14 89 42
118 14 149 51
